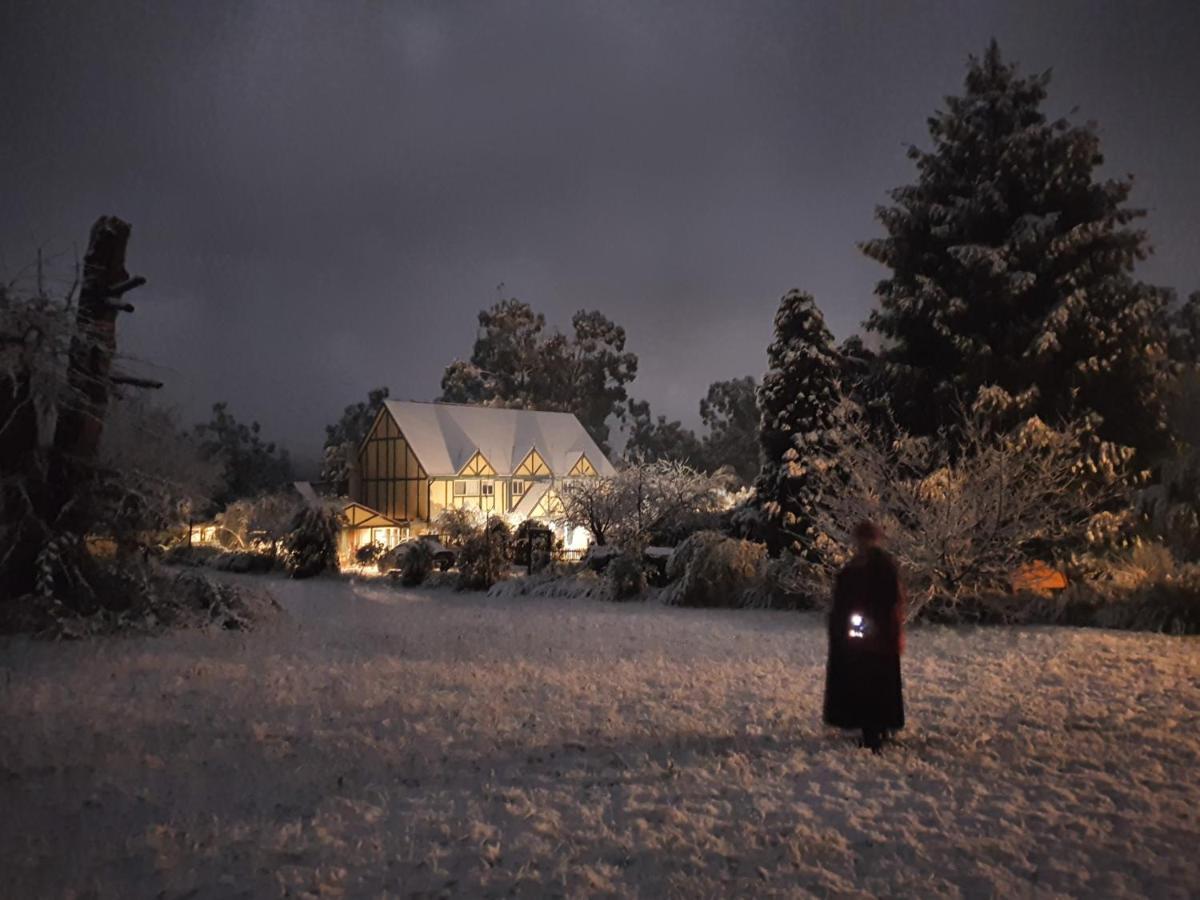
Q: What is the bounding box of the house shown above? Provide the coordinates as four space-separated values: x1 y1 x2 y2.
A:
342 400 615 559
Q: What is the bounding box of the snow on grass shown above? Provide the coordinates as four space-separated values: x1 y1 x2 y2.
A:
1 574 1198 898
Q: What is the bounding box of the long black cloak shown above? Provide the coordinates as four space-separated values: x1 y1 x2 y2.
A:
823 547 906 731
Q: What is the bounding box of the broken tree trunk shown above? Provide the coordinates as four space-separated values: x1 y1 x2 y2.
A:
54 216 144 460
0 216 147 602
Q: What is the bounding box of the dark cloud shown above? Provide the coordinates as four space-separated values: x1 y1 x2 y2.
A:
3 0 1198 466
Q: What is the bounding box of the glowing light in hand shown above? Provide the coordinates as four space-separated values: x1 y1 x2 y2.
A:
849 613 866 639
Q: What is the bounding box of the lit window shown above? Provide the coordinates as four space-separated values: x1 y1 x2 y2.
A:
481 481 494 497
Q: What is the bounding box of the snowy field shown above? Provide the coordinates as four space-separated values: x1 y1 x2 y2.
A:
2 576 1198 899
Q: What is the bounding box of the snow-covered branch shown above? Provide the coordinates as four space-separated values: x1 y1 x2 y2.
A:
798 392 1133 617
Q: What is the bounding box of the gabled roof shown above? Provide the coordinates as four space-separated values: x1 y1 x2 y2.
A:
381 400 616 478
342 501 406 529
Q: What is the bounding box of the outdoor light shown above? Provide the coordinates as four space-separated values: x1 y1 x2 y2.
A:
849 613 868 639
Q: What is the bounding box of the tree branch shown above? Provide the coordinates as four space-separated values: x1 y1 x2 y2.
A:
107 276 146 298
110 374 164 390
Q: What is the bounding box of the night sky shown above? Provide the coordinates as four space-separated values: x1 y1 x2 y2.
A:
3 0 1198 468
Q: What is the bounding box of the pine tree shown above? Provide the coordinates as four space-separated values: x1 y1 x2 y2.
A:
863 40 1173 460
754 290 842 554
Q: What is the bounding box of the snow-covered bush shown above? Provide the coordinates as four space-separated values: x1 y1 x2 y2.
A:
605 552 646 601
746 555 821 610
0 566 281 638
354 541 386 568
210 551 275 574
662 531 766 608
1091 576 1200 634
559 459 727 549
167 571 281 631
487 568 606 600
283 505 342 579
1058 542 1200 634
947 542 1200 634
456 519 511 590
665 530 721 584
432 506 486 548
162 544 220 567
211 490 302 553
396 541 435 587
1137 448 1200 562
800 392 1132 621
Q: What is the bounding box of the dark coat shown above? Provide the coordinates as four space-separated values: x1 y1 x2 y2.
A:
823 547 906 730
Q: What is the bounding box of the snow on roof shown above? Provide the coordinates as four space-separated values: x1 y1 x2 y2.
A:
511 480 551 519
343 501 406 528
382 400 617 478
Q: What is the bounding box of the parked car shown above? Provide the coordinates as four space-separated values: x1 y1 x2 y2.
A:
418 535 456 571
583 543 620 572
381 534 456 573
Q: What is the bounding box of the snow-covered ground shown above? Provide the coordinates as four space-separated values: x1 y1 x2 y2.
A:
2 576 1198 898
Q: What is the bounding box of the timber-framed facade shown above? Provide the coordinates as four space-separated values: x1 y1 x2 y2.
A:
342 400 615 559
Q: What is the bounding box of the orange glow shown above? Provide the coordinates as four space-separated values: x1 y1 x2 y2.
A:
1011 561 1069 594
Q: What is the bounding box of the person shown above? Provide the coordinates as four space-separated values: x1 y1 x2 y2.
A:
823 520 906 753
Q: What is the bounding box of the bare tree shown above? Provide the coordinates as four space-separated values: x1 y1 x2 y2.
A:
558 459 730 549
213 490 303 554
96 398 223 556
800 392 1133 618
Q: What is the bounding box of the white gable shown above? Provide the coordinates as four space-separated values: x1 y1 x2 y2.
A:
511 481 551 519
381 401 616 478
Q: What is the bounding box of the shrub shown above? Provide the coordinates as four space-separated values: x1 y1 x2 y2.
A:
456 519 511 590
170 571 282 630
558 459 730 548
433 507 485 549
283 505 341 579
664 531 722 584
802 393 1132 620
663 531 766 608
162 544 220 567
1093 576 1200 634
1138 445 1200 562
397 540 435 587
606 552 646 601
1060 543 1200 634
926 542 1200 634
489 568 605 600
354 541 386 568
0 569 280 638
210 551 275 574
746 555 820 610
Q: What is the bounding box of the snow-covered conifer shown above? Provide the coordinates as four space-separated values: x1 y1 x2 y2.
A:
864 41 1173 461
753 290 841 554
